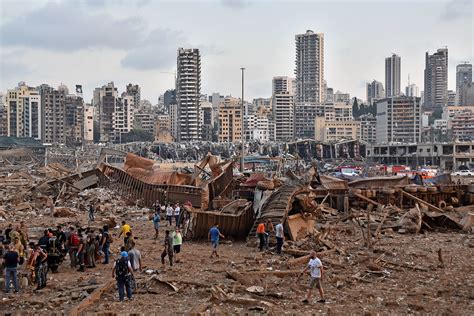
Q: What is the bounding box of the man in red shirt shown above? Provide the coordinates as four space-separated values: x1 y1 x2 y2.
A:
256 222 265 252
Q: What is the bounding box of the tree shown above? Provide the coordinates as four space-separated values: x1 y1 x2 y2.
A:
120 129 154 143
352 98 360 117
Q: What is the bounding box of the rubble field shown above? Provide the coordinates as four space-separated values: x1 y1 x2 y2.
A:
1 188 473 315
1 148 473 315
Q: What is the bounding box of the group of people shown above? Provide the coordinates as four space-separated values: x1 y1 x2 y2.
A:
1 222 53 293
256 219 285 254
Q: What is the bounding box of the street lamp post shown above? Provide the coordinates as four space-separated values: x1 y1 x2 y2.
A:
240 67 245 173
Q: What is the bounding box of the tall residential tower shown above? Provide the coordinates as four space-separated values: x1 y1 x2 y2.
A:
424 48 448 113
176 48 201 141
295 30 324 104
385 54 401 97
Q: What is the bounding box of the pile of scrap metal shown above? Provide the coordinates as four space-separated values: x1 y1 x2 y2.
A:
248 165 349 242
182 199 254 240
99 151 234 210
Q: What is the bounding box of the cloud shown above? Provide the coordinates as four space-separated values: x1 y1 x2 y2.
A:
0 60 32 87
440 0 472 21
121 28 187 70
121 28 224 71
0 2 145 51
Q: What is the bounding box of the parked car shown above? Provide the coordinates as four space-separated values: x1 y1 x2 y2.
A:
451 169 474 176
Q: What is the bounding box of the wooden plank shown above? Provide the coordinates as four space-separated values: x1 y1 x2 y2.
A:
69 279 115 316
353 192 382 207
399 189 445 213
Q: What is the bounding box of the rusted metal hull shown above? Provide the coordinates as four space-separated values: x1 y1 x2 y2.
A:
99 164 203 208
183 202 254 240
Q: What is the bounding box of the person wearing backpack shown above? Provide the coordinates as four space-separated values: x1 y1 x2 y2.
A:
112 251 134 302
67 227 80 268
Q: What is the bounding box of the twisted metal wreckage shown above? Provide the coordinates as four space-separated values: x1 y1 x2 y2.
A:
36 146 473 243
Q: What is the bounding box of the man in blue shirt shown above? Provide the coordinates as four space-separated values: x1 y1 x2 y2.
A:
208 223 224 258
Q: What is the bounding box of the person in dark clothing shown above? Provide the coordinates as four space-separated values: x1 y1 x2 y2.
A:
38 230 50 251
88 205 95 223
160 230 173 268
76 230 86 272
5 224 13 244
100 226 111 264
3 245 20 293
112 251 134 302
33 244 48 290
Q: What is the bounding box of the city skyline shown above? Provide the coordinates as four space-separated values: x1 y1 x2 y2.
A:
0 0 472 103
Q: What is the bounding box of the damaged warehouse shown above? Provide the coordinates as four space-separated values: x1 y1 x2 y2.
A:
0 143 473 314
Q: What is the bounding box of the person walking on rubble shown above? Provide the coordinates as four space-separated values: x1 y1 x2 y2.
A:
119 221 132 245
3 244 20 294
256 222 266 252
174 203 181 227
33 244 48 290
88 204 96 224
100 226 112 264
166 204 174 226
161 230 174 268
67 227 80 268
153 209 161 239
275 221 284 255
76 229 87 272
86 229 96 268
264 219 274 250
112 251 134 302
208 223 225 258
300 250 325 304
172 227 183 263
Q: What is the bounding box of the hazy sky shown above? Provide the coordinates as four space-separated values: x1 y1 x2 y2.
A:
0 0 472 103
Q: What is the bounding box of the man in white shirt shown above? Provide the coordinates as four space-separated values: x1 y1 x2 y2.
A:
128 245 142 272
174 204 181 227
165 204 174 226
300 251 325 304
275 222 284 254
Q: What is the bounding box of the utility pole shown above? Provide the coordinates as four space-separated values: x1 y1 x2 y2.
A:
240 67 245 173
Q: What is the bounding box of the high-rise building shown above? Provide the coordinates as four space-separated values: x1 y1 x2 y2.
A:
356 114 377 143
177 48 201 141
273 92 295 141
325 87 334 103
376 96 422 144
218 96 242 143
94 82 119 143
295 104 318 139
114 94 135 142
272 76 295 95
385 54 401 97
163 89 176 113
456 63 472 105
405 83 419 97
84 104 94 143
295 30 324 104
458 82 474 106
37 84 85 145
447 90 456 106
38 84 66 143
6 82 41 140
64 94 84 146
366 80 385 105
0 93 6 136
424 48 448 112
200 100 214 141
334 91 351 104
126 83 141 108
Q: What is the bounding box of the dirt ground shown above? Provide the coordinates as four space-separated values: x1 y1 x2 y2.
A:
1 197 473 315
